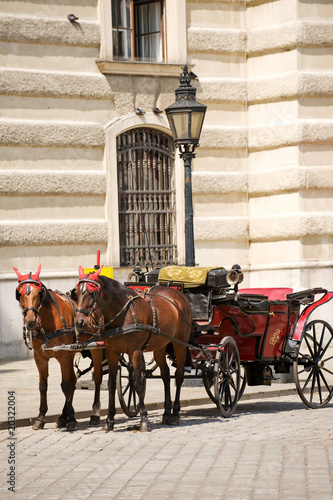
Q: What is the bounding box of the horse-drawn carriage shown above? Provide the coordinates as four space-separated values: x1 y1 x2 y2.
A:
118 264 333 418
14 262 333 431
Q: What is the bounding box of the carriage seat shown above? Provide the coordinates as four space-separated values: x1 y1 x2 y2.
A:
238 288 293 301
158 266 232 327
158 265 229 289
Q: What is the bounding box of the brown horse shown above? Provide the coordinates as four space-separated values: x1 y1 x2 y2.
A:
14 266 104 431
73 266 192 432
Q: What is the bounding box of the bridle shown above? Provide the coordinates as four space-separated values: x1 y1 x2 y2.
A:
16 277 46 318
16 276 47 349
74 277 102 317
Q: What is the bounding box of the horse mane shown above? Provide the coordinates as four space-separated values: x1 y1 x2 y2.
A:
99 275 130 298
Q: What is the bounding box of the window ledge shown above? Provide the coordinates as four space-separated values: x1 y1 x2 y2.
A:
96 60 185 77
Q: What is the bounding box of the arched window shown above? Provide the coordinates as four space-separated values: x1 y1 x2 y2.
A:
117 127 177 267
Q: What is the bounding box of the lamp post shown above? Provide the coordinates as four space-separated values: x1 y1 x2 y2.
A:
165 64 207 267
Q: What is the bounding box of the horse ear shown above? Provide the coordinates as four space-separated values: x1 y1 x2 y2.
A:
13 267 23 280
93 266 104 278
35 265 41 279
78 266 86 279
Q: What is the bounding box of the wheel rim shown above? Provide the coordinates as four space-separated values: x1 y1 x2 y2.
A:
214 337 240 417
116 354 146 417
203 368 217 404
238 368 247 400
294 320 333 408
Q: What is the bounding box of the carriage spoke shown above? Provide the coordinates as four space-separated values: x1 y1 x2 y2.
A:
304 334 315 359
318 338 333 360
316 371 323 404
309 368 317 404
319 369 333 393
322 365 333 376
318 324 326 353
300 366 315 394
294 320 333 408
122 377 131 396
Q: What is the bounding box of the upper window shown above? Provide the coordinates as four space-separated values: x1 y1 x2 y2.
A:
112 0 164 62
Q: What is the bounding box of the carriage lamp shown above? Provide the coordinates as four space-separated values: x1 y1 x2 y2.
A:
165 64 207 267
227 265 244 287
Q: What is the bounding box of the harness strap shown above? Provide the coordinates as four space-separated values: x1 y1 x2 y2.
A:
129 299 139 326
43 328 75 340
23 327 75 350
48 292 67 329
100 323 196 352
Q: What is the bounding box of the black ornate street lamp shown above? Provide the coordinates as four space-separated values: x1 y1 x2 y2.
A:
165 64 207 267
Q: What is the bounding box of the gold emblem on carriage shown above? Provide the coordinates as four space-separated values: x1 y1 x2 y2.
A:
270 329 281 345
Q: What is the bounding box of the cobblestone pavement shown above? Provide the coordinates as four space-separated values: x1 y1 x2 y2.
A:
1 394 332 500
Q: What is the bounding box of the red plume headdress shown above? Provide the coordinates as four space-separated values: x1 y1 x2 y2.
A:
78 266 103 294
13 265 42 295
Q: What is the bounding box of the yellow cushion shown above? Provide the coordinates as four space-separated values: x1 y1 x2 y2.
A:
158 266 219 287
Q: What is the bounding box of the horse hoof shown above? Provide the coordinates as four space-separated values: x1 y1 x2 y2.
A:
56 417 67 428
89 415 100 426
103 419 114 432
32 419 45 430
162 414 171 425
140 420 152 432
67 420 78 432
162 415 179 426
169 415 180 426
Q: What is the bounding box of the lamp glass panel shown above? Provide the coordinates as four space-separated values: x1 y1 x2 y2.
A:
166 115 177 139
171 112 191 140
190 111 205 140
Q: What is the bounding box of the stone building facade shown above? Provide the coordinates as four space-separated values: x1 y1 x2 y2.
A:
1 0 333 359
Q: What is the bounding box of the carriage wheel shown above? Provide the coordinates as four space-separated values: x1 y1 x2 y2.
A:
214 337 241 417
116 353 146 417
293 320 333 408
204 366 246 404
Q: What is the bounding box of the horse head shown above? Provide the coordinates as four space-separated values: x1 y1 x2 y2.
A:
14 265 46 330
73 266 103 333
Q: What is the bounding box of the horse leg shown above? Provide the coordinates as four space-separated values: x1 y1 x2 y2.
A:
132 349 151 432
103 351 118 432
89 349 104 425
169 344 187 425
57 353 78 431
154 347 173 425
33 352 49 430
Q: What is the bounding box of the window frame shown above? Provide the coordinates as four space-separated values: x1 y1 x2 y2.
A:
111 0 165 63
117 127 177 267
98 0 186 75
134 0 164 63
105 115 185 268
